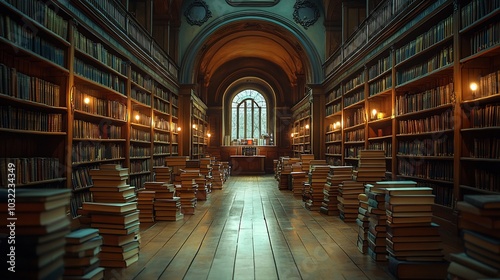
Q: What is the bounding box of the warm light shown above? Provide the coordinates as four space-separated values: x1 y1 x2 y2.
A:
377 112 385 119
333 121 341 130
177 127 181 132
83 97 90 104
305 124 310 129
470 82 478 91
291 132 294 138
371 109 377 120
207 133 211 137
135 114 140 121
192 124 197 130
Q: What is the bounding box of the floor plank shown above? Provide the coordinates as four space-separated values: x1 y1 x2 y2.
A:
102 174 460 280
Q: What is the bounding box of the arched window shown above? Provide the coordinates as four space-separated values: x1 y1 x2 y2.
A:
231 89 267 141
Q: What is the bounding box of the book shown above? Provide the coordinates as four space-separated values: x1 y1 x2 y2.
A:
457 200 500 216
386 223 440 237
0 205 66 226
463 230 500 254
447 261 489 280
63 261 100 276
63 266 104 280
450 252 500 278
384 187 433 196
386 195 435 205
0 188 70 211
82 202 137 213
90 210 139 225
464 194 500 209
388 255 448 279
65 236 103 253
65 228 100 245
99 252 139 268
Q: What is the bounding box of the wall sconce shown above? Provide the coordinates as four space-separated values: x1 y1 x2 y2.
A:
305 124 310 129
83 97 90 105
177 127 181 132
470 82 478 98
207 132 211 137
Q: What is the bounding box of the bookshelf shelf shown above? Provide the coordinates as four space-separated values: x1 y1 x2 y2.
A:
15 177 67 187
72 158 126 167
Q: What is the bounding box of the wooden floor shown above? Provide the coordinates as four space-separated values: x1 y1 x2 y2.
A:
104 175 461 280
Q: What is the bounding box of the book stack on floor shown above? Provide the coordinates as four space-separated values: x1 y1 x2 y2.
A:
321 166 353 216
153 166 172 183
364 182 389 262
356 192 369 254
355 150 386 183
220 161 230 182
278 157 297 190
448 195 500 279
211 161 224 190
85 164 140 268
194 174 209 201
385 186 448 279
177 169 199 214
0 189 71 280
300 154 315 173
165 156 189 185
154 196 184 221
64 228 104 280
337 181 364 222
200 157 213 192
137 189 155 222
83 202 140 268
304 163 330 211
290 162 307 196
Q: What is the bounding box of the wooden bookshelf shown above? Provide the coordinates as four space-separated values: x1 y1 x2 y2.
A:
191 93 209 159
321 0 500 231
291 94 312 157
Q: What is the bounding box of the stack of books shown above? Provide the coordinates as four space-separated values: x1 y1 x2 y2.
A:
137 189 155 222
365 183 388 262
337 181 364 222
83 202 140 268
89 165 136 203
290 163 307 196
194 175 209 201
321 166 353 216
211 162 224 190
355 150 386 183
220 161 230 182
385 186 448 279
448 195 500 279
356 192 370 254
305 164 330 211
153 166 172 183
300 154 315 173
0 189 71 280
154 197 184 221
177 170 198 214
278 157 299 190
165 156 189 184
199 157 213 192
64 228 104 279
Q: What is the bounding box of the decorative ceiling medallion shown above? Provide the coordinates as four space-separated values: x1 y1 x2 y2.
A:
185 0 212 26
226 0 280 7
293 0 319 29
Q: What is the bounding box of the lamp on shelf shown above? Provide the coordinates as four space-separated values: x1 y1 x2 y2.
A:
371 109 377 120
83 96 90 105
470 82 478 99
177 127 181 132
305 124 310 129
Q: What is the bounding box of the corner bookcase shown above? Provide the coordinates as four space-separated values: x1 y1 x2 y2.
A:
291 95 312 157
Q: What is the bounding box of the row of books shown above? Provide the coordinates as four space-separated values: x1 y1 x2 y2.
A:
343 88 364 107
468 104 500 128
395 15 453 64
396 44 453 85
397 110 454 134
131 69 153 91
130 173 153 190
0 64 61 107
343 70 365 93
344 128 365 142
130 158 151 174
397 138 454 157
368 53 392 80
1 15 65 67
72 165 98 190
345 146 366 159
153 97 171 115
0 157 62 186
326 87 342 103
131 111 152 127
368 74 392 96
74 57 127 95
367 142 392 157
154 117 170 130
325 100 341 116
469 137 500 159
130 145 152 157
70 191 93 217
72 142 124 164
73 28 127 76
460 0 500 29
468 18 500 56
154 131 171 142
131 127 151 141
153 85 171 102
73 119 123 139
2 0 68 39
325 131 341 142
0 105 63 132
131 88 152 106
325 144 341 155
471 169 500 193
344 107 366 127
73 87 127 120
466 70 500 100
395 82 453 116
397 160 453 182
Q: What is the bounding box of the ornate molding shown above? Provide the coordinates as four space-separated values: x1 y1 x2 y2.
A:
226 0 279 7
184 0 212 26
293 0 319 29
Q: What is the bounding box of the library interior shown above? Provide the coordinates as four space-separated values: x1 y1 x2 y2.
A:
1 0 499 279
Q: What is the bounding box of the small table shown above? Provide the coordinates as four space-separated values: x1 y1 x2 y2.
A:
230 155 266 175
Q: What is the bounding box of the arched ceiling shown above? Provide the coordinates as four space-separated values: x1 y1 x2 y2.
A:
196 20 308 98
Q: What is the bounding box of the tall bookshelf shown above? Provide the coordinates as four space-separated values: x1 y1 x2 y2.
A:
191 94 209 159
0 0 180 219
291 95 311 157
322 0 500 230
